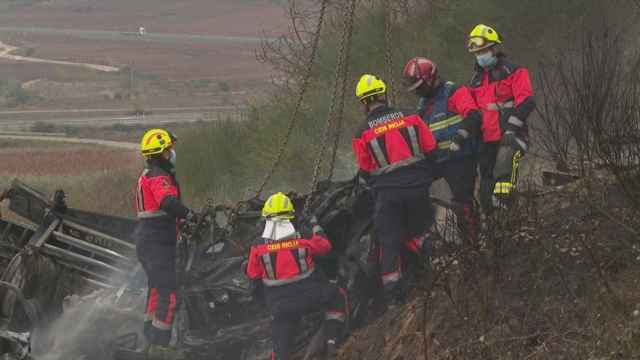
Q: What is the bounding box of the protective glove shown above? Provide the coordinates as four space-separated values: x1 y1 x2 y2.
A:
501 131 528 152
504 115 525 133
185 210 200 226
356 170 370 186
310 216 325 236
181 210 201 237
448 129 470 152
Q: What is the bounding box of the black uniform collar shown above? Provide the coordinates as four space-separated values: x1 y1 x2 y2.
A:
146 157 176 175
366 104 399 121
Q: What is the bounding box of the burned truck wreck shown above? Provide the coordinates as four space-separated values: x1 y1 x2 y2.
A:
0 180 139 359
0 178 408 359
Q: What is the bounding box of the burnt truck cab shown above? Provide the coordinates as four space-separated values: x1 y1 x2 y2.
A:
0 178 381 360
175 179 378 359
0 180 141 360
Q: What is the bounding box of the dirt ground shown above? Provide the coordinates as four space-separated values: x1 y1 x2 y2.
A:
5 33 276 81
0 0 287 37
0 0 287 110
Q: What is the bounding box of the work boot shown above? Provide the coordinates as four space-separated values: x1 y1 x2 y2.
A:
382 281 407 311
146 345 185 360
326 339 338 359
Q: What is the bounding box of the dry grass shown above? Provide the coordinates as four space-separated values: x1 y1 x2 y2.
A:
0 147 139 176
0 140 140 217
340 178 640 360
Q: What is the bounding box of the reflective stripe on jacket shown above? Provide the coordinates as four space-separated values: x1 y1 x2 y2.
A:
419 82 479 162
469 57 534 142
245 233 332 287
352 106 436 177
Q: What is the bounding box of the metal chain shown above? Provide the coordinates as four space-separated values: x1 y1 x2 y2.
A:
327 0 357 181
384 0 397 105
304 0 357 213
254 0 329 199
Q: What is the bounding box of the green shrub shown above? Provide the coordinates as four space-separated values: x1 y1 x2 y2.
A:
177 0 638 204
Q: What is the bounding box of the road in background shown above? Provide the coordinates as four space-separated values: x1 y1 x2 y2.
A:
0 133 136 149
0 40 119 72
0 26 277 44
0 107 248 131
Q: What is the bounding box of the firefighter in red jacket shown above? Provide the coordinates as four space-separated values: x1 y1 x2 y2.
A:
466 24 536 211
402 57 482 244
245 192 347 360
352 74 437 306
133 128 196 359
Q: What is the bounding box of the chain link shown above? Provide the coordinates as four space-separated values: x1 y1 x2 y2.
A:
303 0 357 215
384 0 397 105
327 0 357 181
254 0 329 199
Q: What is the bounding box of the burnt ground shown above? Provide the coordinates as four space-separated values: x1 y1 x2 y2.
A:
339 176 640 359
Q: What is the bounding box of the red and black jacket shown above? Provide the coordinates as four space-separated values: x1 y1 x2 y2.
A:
245 231 331 287
352 105 437 189
469 54 536 143
135 160 190 226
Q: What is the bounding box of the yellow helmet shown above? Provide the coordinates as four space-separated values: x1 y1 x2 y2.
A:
262 192 295 219
140 128 175 157
355 74 387 102
467 24 502 53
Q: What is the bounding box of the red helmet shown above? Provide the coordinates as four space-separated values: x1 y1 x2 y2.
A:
402 57 438 92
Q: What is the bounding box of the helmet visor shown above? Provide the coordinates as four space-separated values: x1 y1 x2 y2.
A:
467 37 493 52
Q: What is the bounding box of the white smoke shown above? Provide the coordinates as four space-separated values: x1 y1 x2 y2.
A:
31 286 145 360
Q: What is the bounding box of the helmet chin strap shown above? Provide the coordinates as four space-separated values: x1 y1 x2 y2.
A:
417 78 440 98
364 95 388 113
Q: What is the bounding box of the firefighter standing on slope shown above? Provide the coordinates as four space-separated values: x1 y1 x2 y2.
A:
466 24 536 211
402 57 483 244
245 192 347 360
133 128 196 359
352 74 437 307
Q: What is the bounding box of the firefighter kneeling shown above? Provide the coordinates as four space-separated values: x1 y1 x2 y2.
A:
245 192 348 360
133 129 197 359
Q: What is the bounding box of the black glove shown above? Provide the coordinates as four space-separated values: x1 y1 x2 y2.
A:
356 170 370 185
181 210 201 236
448 129 470 152
504 114 525 133
185 210 199 225
309 216 325 236
501 131 528 152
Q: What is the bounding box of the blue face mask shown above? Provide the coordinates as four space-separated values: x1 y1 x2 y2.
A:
476 52 498 68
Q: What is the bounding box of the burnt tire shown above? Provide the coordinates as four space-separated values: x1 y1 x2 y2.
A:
0 251 57 332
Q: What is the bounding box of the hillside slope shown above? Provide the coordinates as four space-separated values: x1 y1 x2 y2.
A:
340 176 640 359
